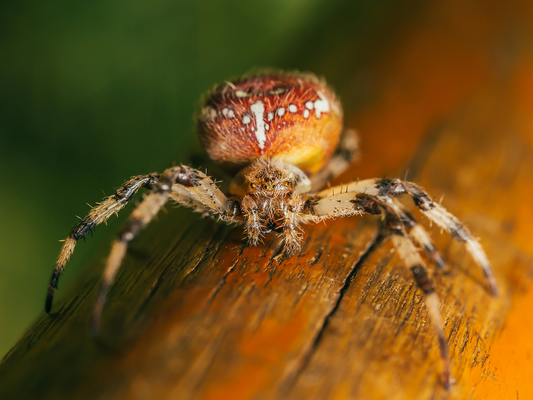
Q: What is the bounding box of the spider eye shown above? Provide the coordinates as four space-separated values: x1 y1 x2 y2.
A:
285 181 289 186
263 184 269 189
267 86 288 96
272 184 276 189
250 183 255 189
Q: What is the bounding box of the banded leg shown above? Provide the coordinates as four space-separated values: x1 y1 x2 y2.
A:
309 129 359 191
242 195 262 246
378 205 450 388
302 191 366 222
281 195 305 255
316 178 498 296
382 179 498 296
391 200 445 269
303 188 447 270
388 229 451 389
304 193 451 387
90 189 170 334
170 167 236 220
46 173 160 313
89 165 236 334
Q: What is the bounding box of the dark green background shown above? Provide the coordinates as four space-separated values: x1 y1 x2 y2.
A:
0 0 412 356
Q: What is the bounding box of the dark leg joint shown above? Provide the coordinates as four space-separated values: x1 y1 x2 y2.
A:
337 148 356 163
119 218 144 243
400 210 417 229
225 199 241 217
376 178 406 197
168 166 203 187
114 174 160 202
411 265 435 294
70 222 95 241
412 197 434 210
450 223 469 242
381 211 404 234
403 184 435 210
45 280 58 313
303 196 319 215
143 173 161 190
351 194 381 215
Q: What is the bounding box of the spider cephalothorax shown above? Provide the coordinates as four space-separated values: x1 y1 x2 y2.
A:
243 158 310 196
46 70 497 389
237 158 310 253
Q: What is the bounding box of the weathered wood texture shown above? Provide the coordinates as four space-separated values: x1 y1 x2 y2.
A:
2 1 533 399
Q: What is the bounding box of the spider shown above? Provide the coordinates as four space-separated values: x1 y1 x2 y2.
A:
46 70 497 389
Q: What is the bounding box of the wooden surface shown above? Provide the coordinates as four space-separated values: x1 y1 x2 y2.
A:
2 1 533 399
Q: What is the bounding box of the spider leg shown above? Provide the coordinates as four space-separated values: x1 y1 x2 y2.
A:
46 173 160 313
383 179 498 296
303 192 451 388
387 228 451 390
241 195 263 246
391 200 445 269
302 191 366 221
48 164 237 330
90 189 170 335
317 178 498 296
280 195 305 255
302 191 445 271
309 129 359 191
170 169 240 221
89 165 237 335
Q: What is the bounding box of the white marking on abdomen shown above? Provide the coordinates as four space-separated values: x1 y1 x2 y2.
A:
314 91 330 118
250 100 267 149
202 106 217 121
222 107 235 119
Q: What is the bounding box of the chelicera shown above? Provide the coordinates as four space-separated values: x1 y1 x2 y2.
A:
46 71 498 388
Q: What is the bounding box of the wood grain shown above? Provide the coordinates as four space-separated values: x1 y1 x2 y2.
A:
2 1 533 399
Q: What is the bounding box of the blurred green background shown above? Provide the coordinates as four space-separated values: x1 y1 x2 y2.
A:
0 0 413 356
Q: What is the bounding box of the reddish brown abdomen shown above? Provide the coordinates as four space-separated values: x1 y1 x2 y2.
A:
197 72 343 175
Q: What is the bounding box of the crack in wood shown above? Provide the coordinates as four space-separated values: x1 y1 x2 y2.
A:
203 255 242 310
278 228 385 396
184 227 224 279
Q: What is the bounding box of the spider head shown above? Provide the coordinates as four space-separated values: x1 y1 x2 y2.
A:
247 165 292 198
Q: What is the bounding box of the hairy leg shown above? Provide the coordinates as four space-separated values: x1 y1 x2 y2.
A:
388 229 451 389
390 199 445 269
376 206 451 388
304 192 451 388
280 195 305 255
46 173 159 313
88 165 240 334
241 195 262 246
89 166 239 334
48 165 237 320
90 189 170 334
316 178 498 296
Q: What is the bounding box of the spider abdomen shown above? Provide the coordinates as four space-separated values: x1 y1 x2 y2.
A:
197 71 343 175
